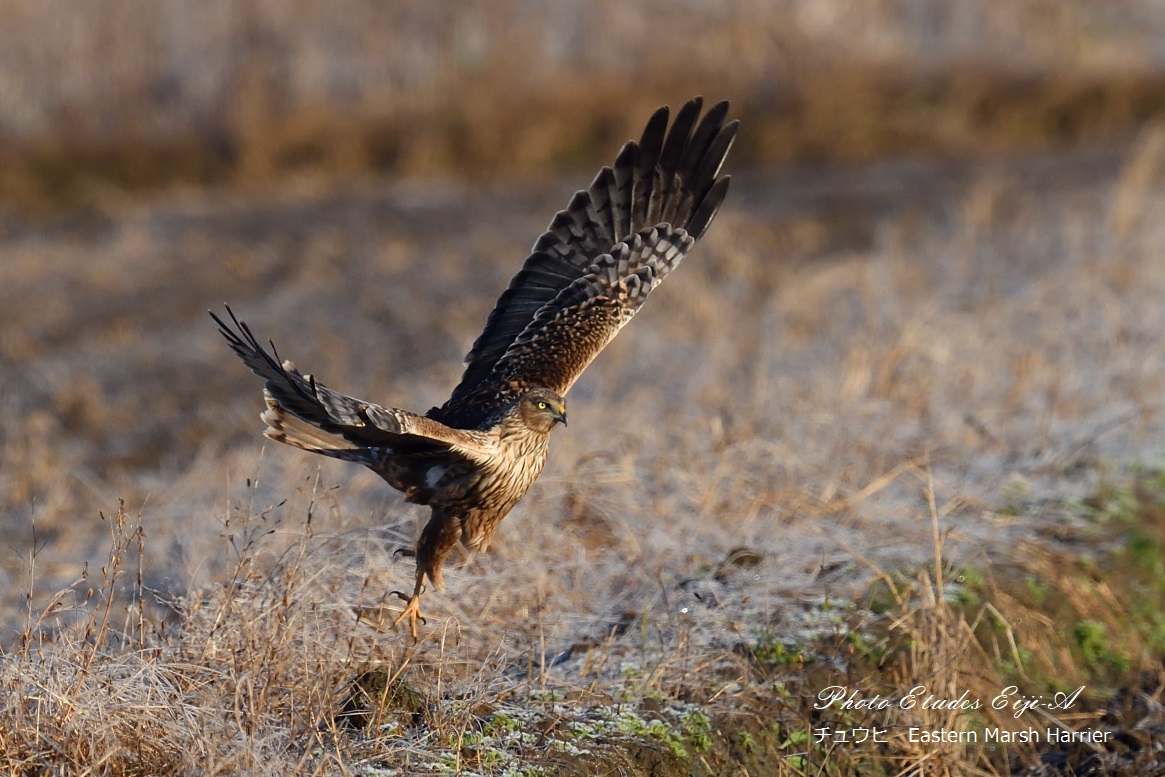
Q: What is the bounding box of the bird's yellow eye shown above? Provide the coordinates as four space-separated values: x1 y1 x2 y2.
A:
536 401 548 410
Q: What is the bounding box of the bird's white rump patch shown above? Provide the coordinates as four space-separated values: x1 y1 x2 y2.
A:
424 465 446 488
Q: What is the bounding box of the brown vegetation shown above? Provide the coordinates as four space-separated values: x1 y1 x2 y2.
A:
3 129 1165 772
4 1 1165 212
4 2 1165 773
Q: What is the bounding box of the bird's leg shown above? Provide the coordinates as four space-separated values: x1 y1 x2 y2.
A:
390 568 426 638
388 512 456 637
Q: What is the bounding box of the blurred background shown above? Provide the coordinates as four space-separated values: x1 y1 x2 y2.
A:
4 0 1165 210
4 0 1165 640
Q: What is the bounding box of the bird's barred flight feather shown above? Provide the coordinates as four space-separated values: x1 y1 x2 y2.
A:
211 306 494 463
433 96 736 426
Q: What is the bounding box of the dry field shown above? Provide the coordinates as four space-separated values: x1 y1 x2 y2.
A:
6 0 1165 212
2 125 1165 772
3 2 1165 774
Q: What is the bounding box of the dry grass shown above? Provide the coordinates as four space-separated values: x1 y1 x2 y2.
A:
4 8 1165 768
5 1 1165 210
6 462 1163 774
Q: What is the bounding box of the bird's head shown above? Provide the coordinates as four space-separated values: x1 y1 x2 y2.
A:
515 388 568 434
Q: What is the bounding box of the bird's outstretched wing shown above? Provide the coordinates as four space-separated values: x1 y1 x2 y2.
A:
478 224 695 401
212 306 493 463
432 97 736 427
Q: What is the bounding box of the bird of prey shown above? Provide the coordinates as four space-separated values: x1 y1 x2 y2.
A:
213 97 736 636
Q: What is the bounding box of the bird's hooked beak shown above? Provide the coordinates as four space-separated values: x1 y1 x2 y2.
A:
555 404 568 427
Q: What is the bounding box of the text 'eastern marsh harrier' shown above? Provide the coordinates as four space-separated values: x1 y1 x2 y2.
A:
213 97 737 636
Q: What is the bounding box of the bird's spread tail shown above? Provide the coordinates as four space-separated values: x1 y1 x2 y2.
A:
260 396 358 456
260 392 376 463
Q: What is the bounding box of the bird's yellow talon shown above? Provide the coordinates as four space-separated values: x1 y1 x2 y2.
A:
391 591 427 638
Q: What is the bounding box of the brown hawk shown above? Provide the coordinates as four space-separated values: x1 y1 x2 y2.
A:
213 97 736 636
